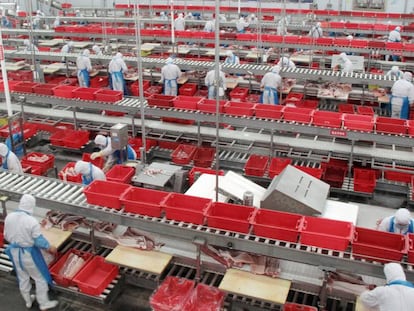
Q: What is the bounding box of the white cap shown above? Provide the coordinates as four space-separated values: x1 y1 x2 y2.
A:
94 134 107 146
395 208 411 226
92 45 100 52
74 160 90 175
226 50 233 57
178 13 183 18
0 143 8 157
166 57 173 64
82 49 90 57
396 26 401 32
346 35 353 40
68 41 74 47
339 52 347 60
115 52 123 59
19 194 36 214
316 22 321 27
403 72 412 82
391 65 399 73
384 263 406 283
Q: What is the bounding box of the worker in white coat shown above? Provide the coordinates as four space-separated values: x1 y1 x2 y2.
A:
387 26 402 61
386 66 403 79
205 65 226 100
4 194 58 310
360 263 414 310
309 22 323 38
52 16 60 29
260 65 282 105
108 52 128 95
0 143 23 174
91 134 136 171
277 56 296 69
236 16 249 33
23 39 39 53
159 11 168 20
225 50 240 65
92 45 103 56
276 18 287 36
160 57 182 96
390 72 414 119
377 208 414 235
74 160 106 186
174 13 185 31
204 19 215 32
61 41 74 54
338 52 353 74
76 49 92 87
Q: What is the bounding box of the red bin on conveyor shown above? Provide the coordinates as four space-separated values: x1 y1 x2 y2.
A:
83 180 132 209
244 154 269 177
182 283 225 311
162 193 211 225
121 187 169 217
105 164 135 184
21 152 55 175
150 277 195 311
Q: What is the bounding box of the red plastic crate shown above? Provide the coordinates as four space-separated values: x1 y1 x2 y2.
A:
147 94 176 107
322 165 347 188
120 187 168 217
352 227 407 262
150 277 194 311
205 202 255 233
95 89 123 102
312 111 342 128
376 117 406 135
82 153 104 169
182 283 225 311
300 217 353 251
269 157 292 178
33 83 58 95
284 303 317 311
255 105 284 120
338 104 355 114
73 87 99 100
0 80 22 92
384 168 414 183
251 209 303 242
356 106 374 116
296 99 319 110
197 99 226 113
83 180 132 209
14 82 38 93
21 152 55 175
50 249 93 287
105 165 135 184
343 114 374 132
188 167 224 185
58 162 82 183
73 256 118 296
244 154 269 177
53 85 77 98
179 83 197 96
224 101 256 116
0 123 38 139
283 107 313 124
171 144 197 165
294 166 323 179
162 193 212 225
407 233 414 264
62 130 90 149
285 92 304 105
173 96 203 110
128 137 157 157
193 147 215 168
129 80 150 96
353 168 376 193
229 87 249 102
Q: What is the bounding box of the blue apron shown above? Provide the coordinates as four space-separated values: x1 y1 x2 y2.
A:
260 86 279 105
164 78 177 95
111 71 128 95
79 68 90 87
114 145 136 164
6 133 24 157
388 216 414 234
387 280 414 288
81 163 94 186
2 150 9 170
390 95 409 119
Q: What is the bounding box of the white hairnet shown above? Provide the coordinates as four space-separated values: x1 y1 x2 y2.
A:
74 160 89 175
19 194 36 214
226 50 233 57
384 263 406 283
75 9 80 13
0 143 8 157
166 57 173 64
92 45 100 53
391 66 399 73
272 65 281 74
346 35 353 40
115 52 123 59
94 134 107 147
316 22 321 28
339 52 348 60
82 49 90 57
68 41 74 47
178 13 183 18
23 39 30 46
395 26 401 32
395 208 411 226
160 11 165 16
239 17 245 21
403 72 412 82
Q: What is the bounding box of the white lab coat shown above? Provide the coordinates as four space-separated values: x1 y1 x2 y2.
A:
378 215 414 234
360 264 414 311
108 56 128 93
277 20 287 36
204 20 215 32
205 69 226 99
225 54 240 65
260 72 282 104
341 59 354 74
61 44 72 53
2 151 23 174
92 46 103 56
52 18 60 28
391 79 414 118
388 30 401 42
161 63 182 96
96 136 136 169
386 69 403 79
75 161 106 185
309 25 323 38
4 211 51 307
277 57 296 69
76 54 92 87
174 16 185 31
236 18 249 32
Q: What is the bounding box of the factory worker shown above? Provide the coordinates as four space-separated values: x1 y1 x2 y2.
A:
92 44 103 56
276 19 287 36
236 16 249 33
360 263 414 310
390 72 414 119
277 56 296 69
225 50 240 65
75 9 87 25
23 39 39 53
32 15 41 30
204 19 215 32
338 52 353 74
160 57 182 96
159 11 168 20
309 22 323 38
4 194 58 310
248 14 257 24
377 208 414 235
76 49 92 87
36 9 45 17
91 134 136 170
386 65 403 79
52 16 60 29
1 14 12 28
386 26 402 61
0 143 23 174
108 52 128 95
61 41 74 54
260 65 282 105
174 13 185 31
205 65 227 100
74 160 106 186
185 12 194 20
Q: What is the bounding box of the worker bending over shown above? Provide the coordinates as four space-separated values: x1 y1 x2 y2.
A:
360 263 414 310
74 160 106 186
204 18 215 32
260 65 282 105
277 56 296 69
174 13 185 31
338 52 353 74
377 208 414 235
92 45 103 56
0 143 23 174
4 194 58 310
91 134 136 171
160 57 182 96
108 52 128 95
225 50 240 65
386 66 403 79
205 65 227 100
76 49 92 87
387 26 402 61
390 72 414 119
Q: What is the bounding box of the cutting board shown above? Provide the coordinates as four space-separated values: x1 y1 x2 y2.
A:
105 245 172 274
41 227 72 249
219 269 291 304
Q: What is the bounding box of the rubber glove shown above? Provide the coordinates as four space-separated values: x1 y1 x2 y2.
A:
90 151 102 160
